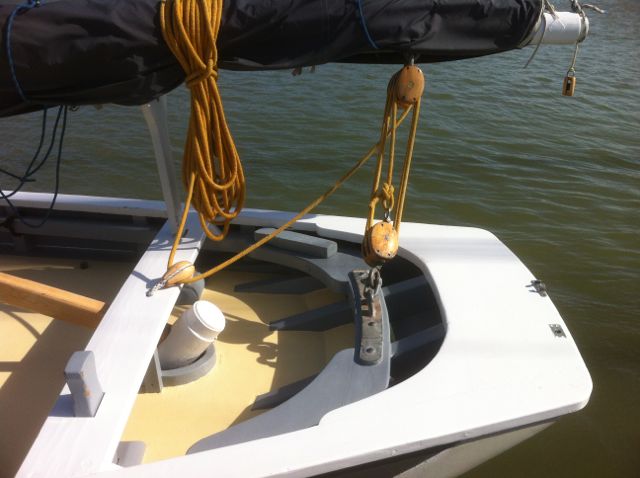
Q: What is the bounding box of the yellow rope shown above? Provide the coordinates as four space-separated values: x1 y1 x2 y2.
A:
394 97 421 235
160 0 244 243
175 107 413 284
366 70 423 235
368 72 399 228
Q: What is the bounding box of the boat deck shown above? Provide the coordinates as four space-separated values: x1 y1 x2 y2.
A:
0 253 351 475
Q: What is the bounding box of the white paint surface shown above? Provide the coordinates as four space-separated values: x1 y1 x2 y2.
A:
528 12 589 46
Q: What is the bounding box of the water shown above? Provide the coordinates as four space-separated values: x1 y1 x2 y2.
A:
1 0 638 476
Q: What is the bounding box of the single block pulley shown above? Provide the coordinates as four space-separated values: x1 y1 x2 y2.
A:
395 65 425 107
362 220 399 267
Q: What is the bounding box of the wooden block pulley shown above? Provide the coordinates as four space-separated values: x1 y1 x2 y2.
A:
362 221 399 267
395 65 425 107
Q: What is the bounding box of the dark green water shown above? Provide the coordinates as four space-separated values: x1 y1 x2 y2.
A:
1 1 638 476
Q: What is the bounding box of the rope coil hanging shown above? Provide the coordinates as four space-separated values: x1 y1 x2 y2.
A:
160 0 244 242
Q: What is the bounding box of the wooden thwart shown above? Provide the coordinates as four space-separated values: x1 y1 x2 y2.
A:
0 271 105 328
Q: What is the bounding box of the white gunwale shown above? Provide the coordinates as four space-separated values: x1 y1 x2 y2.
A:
1 190 170 218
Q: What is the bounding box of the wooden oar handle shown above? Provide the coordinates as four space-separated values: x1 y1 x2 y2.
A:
0 271 105 328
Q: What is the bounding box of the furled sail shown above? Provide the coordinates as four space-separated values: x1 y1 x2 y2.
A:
0 0 542 117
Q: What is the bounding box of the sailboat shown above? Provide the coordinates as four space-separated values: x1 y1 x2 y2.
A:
1 1 592 476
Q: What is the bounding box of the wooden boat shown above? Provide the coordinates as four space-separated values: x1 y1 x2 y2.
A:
0 1 592 476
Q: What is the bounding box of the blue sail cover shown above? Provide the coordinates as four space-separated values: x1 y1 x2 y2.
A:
0 0 542 116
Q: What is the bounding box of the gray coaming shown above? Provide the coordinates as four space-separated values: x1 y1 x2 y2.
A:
234 274 324 294
251 245 367 294
269 276 429 332
269 300 352 331
204 230 367 294
188 283 391 454
254 228 338 258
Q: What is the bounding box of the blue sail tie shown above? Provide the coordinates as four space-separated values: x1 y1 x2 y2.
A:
5 0 43 103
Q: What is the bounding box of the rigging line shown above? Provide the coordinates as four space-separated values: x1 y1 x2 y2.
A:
567 41 580 73
0 106 68 229
543 0 558 19
1 107 51 199
569 0 584 15
524 1 550 69
160 0 245 244
356 0 379 50
5 0 43 103
168 107 413 286
0 168 29 182
2 106 60 199
22 107 60 178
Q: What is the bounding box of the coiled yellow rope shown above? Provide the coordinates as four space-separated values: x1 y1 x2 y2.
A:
160 0 244 242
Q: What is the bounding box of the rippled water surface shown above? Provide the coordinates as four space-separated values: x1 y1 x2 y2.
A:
1 0 638 476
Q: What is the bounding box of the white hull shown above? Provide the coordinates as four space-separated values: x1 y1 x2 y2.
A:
0 192 591 478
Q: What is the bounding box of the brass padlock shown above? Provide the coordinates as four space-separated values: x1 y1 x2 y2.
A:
562 72 576 97
395 65 425 108
362 221 399 267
